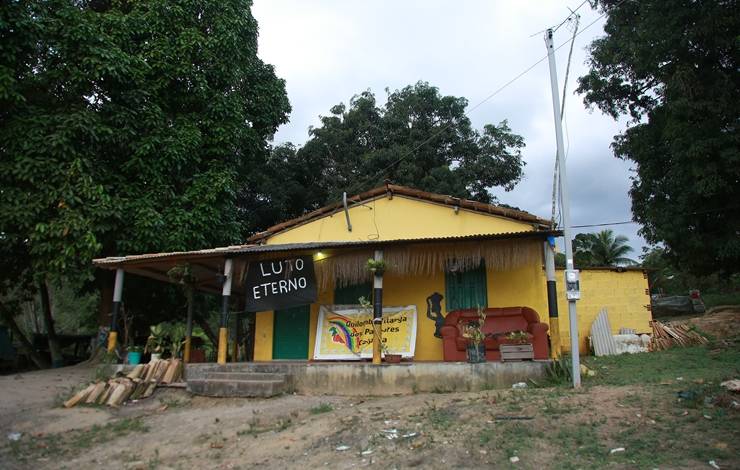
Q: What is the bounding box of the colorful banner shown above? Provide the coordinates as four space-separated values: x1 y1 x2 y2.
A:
314 305 418 360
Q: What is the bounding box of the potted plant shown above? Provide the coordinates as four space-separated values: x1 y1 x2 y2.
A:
126 345 143 365
145 323 167 360
366 258 387 276
167 322 187 359
379 340 402 363
503 330 530 344
462 308 487 363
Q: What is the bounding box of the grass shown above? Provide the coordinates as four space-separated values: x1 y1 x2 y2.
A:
702 292 740 309
309 402 333 414
582 345 740 386
5 417 149 462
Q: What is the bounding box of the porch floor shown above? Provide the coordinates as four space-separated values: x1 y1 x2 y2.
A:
184 360 550 396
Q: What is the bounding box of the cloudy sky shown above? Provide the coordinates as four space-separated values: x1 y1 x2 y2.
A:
252 0 646 255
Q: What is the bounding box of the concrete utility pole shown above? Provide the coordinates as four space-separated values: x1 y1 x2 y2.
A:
545 28 581 387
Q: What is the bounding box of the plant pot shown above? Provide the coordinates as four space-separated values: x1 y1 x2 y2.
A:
150 353 162 361
127 351 142 365
384 353 402 364
189 349 206 363
466 343 486 363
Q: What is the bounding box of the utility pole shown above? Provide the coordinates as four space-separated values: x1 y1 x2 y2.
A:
545 28 581 387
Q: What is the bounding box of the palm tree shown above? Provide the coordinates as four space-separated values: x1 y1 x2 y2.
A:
582 230 637 267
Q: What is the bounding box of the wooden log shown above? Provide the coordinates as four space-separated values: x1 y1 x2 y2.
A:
144 359 161 381
127 364 145 379
85 382 107 404
98 382 114 404
107 379 134 407
161 359 181 384
142 380 158 398
64 383 95 408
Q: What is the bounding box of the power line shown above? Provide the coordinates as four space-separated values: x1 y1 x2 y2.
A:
355 1 616 192
572 220 637 228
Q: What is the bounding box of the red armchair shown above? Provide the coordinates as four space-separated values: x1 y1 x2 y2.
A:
440 307 549 361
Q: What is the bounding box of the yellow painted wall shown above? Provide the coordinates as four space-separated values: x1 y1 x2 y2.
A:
555 269 652 354
252 261 553 362
253 310 273 361
266 195 534 244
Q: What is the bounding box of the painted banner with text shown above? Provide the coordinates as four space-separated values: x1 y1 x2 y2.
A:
314 305 417 360
244 256 317 312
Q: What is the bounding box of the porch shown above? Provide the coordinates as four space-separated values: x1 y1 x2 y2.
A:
183 360 550 396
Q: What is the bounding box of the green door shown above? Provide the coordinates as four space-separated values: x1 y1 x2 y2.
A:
273 305 311 360
445 261 488 311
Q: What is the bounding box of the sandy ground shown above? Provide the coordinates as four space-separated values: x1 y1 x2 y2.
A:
1 310 737 470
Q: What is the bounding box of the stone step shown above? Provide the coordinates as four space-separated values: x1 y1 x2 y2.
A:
205 371 287 382
187 378 286 398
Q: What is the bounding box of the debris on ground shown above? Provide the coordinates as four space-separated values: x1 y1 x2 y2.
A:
512 382 527 389
6 432 21 441
708 460 720 469
649 320 708 351
609 447 626 454
509 456 520 463
63 359 183 408
720 379 740 393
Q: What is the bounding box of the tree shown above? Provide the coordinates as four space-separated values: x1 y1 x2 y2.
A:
1 1 290 340
577 0 740 276
555 230 635 267
252 82 526 226
584 230 636 267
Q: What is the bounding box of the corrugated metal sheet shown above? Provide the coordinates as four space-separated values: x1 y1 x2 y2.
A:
590 308 618 356
93 230 560 268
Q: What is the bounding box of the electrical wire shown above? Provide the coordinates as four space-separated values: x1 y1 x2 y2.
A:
354 1 619 194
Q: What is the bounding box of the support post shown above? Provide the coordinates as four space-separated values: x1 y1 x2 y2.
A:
545 28 581 387
372 250 383 365
184 287 194 363
107 268 125 353
544 238 561 358
217 259 233 365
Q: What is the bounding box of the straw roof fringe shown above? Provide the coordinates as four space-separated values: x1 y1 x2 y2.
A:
315 239 541 289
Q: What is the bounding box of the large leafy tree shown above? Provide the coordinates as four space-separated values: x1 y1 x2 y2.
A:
1 1 289 338
577 0 740 275
251 82 526 227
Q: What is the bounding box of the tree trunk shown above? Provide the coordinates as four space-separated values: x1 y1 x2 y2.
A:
0 307 50 369
39 279 64 368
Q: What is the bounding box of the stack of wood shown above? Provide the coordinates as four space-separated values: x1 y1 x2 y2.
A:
63 358 182 408
649 320 709 351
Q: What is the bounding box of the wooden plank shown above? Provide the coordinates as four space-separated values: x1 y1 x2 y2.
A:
64 384 95 408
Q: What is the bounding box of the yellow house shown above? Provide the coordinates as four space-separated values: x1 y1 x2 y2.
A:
94 184 652 361
247 184 555 361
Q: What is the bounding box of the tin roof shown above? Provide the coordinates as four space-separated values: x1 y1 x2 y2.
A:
93 230 560 295
247 184 551 243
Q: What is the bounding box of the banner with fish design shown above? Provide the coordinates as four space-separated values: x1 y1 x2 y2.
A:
313 305 417 360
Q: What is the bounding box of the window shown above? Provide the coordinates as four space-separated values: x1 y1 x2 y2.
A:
334 282 372 305
445 261 488 311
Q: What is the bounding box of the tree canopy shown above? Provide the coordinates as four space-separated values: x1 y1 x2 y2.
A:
1 0 289 278
250 82 527 229
577 0 740 275
0 0 290 343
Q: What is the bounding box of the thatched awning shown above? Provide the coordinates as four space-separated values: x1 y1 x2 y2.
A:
93 230 560 295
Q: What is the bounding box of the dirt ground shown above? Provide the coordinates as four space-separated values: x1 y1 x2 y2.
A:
665 306 740 340
1 314 738 470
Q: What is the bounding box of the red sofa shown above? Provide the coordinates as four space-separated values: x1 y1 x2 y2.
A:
440 307 549 361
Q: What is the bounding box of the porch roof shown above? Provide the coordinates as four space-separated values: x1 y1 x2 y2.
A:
93 229 560 295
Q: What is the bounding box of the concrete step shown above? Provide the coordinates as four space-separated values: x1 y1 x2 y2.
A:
205 372 287 382
187 378 286 398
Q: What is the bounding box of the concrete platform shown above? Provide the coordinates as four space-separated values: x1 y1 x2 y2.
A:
185 360 550 396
